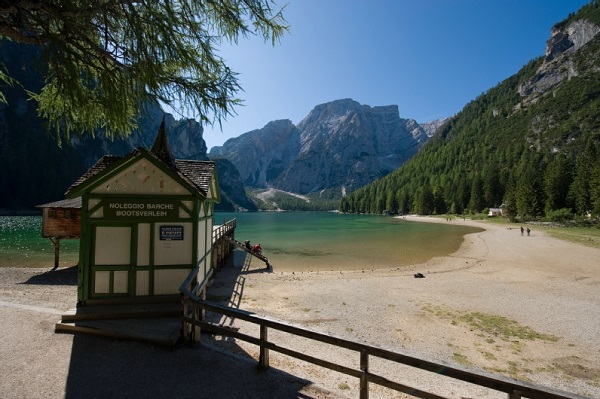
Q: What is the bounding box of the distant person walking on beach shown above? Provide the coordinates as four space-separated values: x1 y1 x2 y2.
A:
527 227 531 236
521 226 524 236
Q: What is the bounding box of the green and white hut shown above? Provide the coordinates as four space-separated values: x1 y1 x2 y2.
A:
65 121 220 305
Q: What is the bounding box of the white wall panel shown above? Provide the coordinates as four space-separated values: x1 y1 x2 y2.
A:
154 269 191 295
95 271 110 294
137 223 150 266
136 270 149 296
153 223 192 265
113 271 128 293
94 226 131 265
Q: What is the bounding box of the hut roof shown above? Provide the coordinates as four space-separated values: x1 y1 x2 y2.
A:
65 151 215 198
64 119 217 199
36 197 82 209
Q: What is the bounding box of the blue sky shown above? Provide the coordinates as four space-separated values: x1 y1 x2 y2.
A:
194 0 590 150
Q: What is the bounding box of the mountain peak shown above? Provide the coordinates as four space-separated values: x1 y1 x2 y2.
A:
210 99 436 195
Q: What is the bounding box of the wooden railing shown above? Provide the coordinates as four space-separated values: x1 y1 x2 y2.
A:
180 218 238 341
179 290 589 399
212 218 237 244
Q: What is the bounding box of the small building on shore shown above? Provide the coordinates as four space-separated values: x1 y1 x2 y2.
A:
64 121 220 305
36 197 82 271
488 208 503 217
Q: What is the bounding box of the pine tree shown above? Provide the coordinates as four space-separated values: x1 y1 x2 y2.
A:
0 1 287 140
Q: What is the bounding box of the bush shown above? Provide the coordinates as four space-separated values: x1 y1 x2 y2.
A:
545 208 575 223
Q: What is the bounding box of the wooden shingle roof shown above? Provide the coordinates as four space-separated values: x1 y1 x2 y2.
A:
65 120 216 199
65 150 215 198
36 197 82 209
66 155 121 194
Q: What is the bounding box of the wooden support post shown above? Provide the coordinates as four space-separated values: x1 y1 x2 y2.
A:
48 237 60 271
360 349 369 399
200 287 206 322
193 305 201 342
259 325 269 369
182 300 189 341
508 391 521 399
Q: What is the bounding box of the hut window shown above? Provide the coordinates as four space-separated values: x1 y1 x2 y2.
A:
65 210 71 219
48 209 56 219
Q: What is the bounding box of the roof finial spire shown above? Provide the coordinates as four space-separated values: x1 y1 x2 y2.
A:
151 115 176 169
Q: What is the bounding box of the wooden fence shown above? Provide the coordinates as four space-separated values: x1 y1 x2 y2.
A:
179 275 589 399
211 218 237 271
180 218 589 399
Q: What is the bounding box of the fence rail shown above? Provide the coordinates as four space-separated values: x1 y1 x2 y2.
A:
179 286 589 399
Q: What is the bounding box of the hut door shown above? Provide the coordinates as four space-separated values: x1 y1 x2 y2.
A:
91 225 134 297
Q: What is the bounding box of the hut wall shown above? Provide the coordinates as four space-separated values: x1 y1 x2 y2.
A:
41 208 81 238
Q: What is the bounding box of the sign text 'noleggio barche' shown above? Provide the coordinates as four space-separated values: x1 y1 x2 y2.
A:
104 199 179 220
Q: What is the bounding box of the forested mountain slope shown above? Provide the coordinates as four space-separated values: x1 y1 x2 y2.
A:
341 2 600 221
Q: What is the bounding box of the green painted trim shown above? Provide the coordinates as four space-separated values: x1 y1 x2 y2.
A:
87 199 103 216
211 168 221 203
179 200 193 217
84 194 197 223
149 223 155 295
191 203 199 270
130 224 139 296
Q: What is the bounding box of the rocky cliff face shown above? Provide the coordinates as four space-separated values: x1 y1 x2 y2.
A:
0 40 253 210
70 103 208 168
518 19 600 101
210 119 300 188
210 99 440 195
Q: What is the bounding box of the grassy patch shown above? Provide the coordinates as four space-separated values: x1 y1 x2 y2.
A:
338 382 350 390
542 226 600 250
458 312 559 342
488 361 530 380
480 219 600 249
452 352 472 366
481 351 497 361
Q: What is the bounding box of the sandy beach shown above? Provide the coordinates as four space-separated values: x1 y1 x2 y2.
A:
1 216 599 398
215 216 600 398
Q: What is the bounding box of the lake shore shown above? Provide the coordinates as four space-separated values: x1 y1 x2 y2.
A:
0 215 599 398
223 215 600 398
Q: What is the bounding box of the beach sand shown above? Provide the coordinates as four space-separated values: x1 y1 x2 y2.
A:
1 216 599 398
213 216 600 398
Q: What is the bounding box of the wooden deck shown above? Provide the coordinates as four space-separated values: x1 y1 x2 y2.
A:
55 300 182 347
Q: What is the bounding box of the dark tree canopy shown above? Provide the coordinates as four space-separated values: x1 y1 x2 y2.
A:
0 1 288 140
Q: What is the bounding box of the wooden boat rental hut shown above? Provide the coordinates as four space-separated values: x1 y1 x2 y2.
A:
64 121 220 305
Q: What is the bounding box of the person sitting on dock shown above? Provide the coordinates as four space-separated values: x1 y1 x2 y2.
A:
244 240 251 250
252 243 262 254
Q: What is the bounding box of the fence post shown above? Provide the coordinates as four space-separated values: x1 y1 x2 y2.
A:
360 349 369 399
182 299 189 341
259 325 270 369
193 304 201 342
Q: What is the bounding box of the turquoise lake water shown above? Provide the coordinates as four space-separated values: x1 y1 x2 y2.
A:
0 213 481 271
